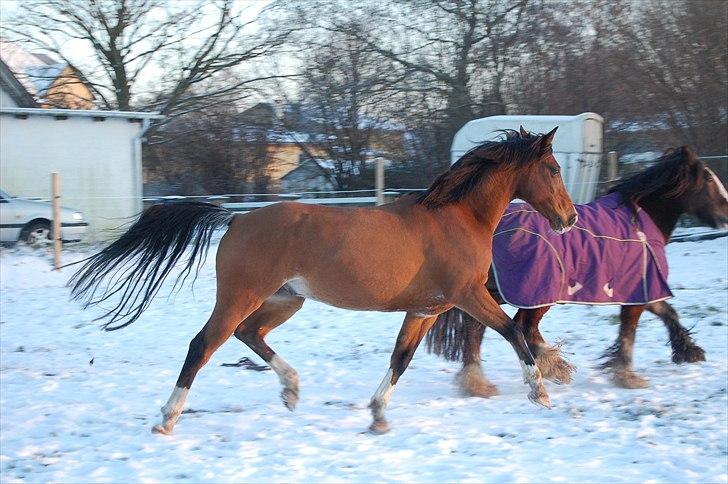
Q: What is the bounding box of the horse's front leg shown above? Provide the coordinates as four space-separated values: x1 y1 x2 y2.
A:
369 313 437 434
455 286 550 408
600 305 649 388
645 301 706 363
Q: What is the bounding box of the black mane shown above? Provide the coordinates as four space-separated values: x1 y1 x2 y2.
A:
609 146 702 204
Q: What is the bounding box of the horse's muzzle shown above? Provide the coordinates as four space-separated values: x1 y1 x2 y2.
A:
553 213 578 234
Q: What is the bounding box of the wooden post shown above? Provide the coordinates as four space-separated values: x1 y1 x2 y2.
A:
52 172 62 270
375 158 385 206
607 151 618 181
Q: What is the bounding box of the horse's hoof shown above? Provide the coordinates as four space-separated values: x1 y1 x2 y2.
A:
152 423 173 435
528 387 551 409
673 345 706 364
456 364 499 398
612 369 649 389
281 388 298 411
462 379 499 398
368 420 390 435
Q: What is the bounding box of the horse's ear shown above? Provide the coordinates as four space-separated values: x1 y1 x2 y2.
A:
519 125 528 137
540 126 558 149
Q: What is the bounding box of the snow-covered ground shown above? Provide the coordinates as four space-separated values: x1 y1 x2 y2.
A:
1 235 726 483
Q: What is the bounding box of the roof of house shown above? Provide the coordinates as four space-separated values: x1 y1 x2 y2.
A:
0 60 36 107
280 158 336 181
0 106 162 120
0 40 94 105
23 63 67 97
31 53 56 65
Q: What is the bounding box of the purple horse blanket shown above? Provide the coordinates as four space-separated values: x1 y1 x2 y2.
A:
492 192 672 308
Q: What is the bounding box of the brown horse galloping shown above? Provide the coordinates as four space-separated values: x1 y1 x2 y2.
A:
69 128 576 435
426 146 728 396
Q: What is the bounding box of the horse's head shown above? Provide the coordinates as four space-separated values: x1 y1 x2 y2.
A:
683 150 728 229
416 127 576 232
610 146 728 234
514 127 578 234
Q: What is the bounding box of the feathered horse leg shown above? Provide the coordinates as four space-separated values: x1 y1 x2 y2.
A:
600 305 649 389
645 301 706 363
455 313 499 398
427 309 499 398
516 308 575 385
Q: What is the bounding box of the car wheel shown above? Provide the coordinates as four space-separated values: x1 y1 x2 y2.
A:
20 221 52 246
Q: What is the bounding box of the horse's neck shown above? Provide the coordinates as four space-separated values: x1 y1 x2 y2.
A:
638 193 683 242
456 170 516 234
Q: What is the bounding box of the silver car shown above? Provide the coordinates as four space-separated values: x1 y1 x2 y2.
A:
0 189 88 245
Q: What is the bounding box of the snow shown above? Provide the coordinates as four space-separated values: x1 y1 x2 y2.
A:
1 236 726 483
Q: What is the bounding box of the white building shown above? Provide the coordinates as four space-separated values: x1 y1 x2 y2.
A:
0 106 161 241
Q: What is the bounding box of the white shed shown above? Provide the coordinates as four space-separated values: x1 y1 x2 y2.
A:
451 113 604 204
0 107 162 241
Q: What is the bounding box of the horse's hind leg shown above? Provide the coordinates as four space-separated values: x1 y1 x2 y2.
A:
152 292 265 435
234 291 305 410
600 305 649 389
369 313 437 434
455 279 502 398
455 312 498 398
516 307 575 384
645 300 706 363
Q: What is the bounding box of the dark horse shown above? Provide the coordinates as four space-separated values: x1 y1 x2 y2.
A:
426 146 728 396
69 129 577 435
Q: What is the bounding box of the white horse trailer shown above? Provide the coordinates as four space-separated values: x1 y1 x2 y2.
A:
451 113 604 204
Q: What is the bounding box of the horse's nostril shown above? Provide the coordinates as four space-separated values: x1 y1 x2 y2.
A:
567 214 578 226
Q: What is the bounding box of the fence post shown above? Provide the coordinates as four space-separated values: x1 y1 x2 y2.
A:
375 157 385 205
52 172 62 270
607 151 619 182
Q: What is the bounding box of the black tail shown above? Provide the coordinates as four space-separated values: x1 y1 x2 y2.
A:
68 202 234 330
425 308 475 361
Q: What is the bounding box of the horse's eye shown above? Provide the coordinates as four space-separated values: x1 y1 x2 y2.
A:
550 167 560 176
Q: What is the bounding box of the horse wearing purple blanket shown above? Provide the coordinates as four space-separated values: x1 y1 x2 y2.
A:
426 146 728 394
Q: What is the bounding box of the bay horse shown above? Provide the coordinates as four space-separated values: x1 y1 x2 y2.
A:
426 146 728 396
68 128 577 435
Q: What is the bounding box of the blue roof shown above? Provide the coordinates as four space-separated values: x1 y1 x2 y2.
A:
22 63 66 97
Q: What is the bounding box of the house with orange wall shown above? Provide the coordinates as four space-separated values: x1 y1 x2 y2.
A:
0 39 94 109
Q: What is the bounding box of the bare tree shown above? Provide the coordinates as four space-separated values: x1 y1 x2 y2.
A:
271 0 531 184
329 0 528 135
144 102 277 195
3 0 295 121
507 0 727 157
613 0 728 155
278 24 406 191
505 0 622 114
